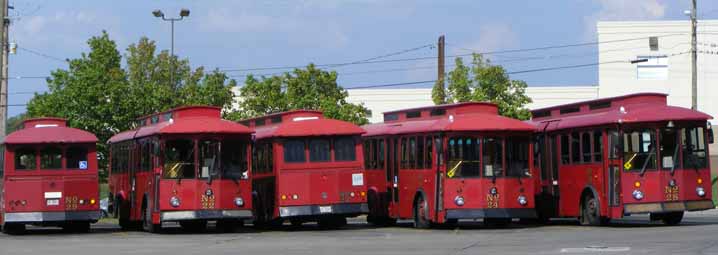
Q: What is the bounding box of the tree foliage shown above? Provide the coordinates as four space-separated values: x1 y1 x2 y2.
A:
227 64 370 125
431 77 447 105
442 53 532 120
5 113 28 134
25 32 237 181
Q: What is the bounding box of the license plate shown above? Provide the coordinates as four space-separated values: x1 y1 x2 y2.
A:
319 206 332 214
47 199 59 206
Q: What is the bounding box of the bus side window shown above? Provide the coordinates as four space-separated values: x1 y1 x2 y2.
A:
593 131 603 162
571 132 580 164
425 136 432 169
378 139 385 169
582 132 591 163
400 137 407 169
560 134 570 164
0 145 4 176
416 136 424 169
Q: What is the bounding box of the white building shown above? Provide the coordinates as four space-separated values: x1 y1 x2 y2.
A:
346 86 599 123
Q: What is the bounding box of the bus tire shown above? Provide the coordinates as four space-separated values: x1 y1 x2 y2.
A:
413 195 431 229
117 198 134 231
1 223 25 235
660 211 684 226
580 193 602 226
142 202 161 233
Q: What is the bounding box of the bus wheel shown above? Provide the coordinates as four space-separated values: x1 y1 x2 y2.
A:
413 195 431 229
660 211 684 226
180 221 207 232
118 200 134 231
580 194 602 226
142 205 161 233
1 223 25 235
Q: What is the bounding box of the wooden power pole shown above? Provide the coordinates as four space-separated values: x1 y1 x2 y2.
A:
0 0 8 138
438 35 445 85
690 0 698 110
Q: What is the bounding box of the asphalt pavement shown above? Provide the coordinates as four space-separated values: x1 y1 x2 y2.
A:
2 210 718 255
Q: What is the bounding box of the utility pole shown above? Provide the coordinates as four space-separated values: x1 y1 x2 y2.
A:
691 0 697 110
438 35 445 85
0 0 8 138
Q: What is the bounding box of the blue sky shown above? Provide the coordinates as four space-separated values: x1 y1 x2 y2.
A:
7 0 718 116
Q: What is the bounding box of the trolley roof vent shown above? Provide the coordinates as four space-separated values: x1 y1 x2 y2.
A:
22 118 67 129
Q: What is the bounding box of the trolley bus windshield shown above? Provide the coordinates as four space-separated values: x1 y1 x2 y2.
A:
446 136 530 178
682 126 707 169
164 139 249 180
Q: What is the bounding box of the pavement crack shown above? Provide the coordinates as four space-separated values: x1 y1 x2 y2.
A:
448 240 480 255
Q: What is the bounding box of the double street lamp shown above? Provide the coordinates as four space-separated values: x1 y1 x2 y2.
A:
152 9 190 89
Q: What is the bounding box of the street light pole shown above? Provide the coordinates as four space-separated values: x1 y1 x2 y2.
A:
153 9 190 91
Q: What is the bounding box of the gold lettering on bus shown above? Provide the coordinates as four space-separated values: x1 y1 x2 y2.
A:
201 194 216 209
664 186 679 201
65 196 78 210
486 194 500 209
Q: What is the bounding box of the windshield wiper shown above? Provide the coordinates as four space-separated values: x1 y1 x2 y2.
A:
638 146 656 177
669 145 679 176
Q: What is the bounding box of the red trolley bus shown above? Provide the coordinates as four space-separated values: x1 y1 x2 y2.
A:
108 106 253 232
1 118 100 234
530 93 714 225
362 102 537 228
240 110 367 227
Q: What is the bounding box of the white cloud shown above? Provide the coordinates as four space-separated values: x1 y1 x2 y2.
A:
451 23 519 56
583 0 668 39
592 0 666 21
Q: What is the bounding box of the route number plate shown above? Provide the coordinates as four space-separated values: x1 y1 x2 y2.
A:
319 206 332 213
47 199 59 206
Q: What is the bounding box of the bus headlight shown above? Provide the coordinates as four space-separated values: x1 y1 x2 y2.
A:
490 187 498 195
632 190 644 200
170 196 181 207
696 187 706 197
517 195 528 206
454 196 465 206
234 197 245 207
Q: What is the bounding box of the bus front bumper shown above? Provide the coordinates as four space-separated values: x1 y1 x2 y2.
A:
279 203 369 217
624 200 715 214
445 208 537 219
160 210 253 221
3 211 101 223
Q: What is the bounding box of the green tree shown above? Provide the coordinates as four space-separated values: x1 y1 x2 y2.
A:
26 33 238 182
27 31 130 181
447 57 471 103
229 64 370 125
441 53 532 120
5 113 28 134
431 77 447 105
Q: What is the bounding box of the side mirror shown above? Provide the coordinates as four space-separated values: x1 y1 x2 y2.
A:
707 122 714 144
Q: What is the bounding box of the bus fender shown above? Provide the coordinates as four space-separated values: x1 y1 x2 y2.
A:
581 185 602 215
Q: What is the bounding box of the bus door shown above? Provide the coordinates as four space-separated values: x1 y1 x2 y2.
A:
129 143 139 218
387 138 399 205
606 130 622 208
542 121 561 198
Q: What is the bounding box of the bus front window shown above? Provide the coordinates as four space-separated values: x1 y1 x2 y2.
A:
163 139 195 179
199 140 220 179
221 140 248 179
623 130 656 171
506 137 530 177
682 127 707 169
447 137 480 178
660 128 679 170
483 137 504 177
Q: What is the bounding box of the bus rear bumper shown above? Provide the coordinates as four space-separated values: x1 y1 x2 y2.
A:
624 200 715 214
3 211 101 223
160 210 253 221
445 208 537 219
279 203 369 217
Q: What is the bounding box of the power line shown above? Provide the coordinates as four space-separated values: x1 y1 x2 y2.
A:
346 80 436 89
221 33 689 73
17 46 67 63
221 43 434 72
3 104 26 107
3 75 49 80
8 91 43 95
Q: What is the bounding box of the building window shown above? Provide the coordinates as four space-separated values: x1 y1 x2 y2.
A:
649 36 659 51
636 55 668 80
